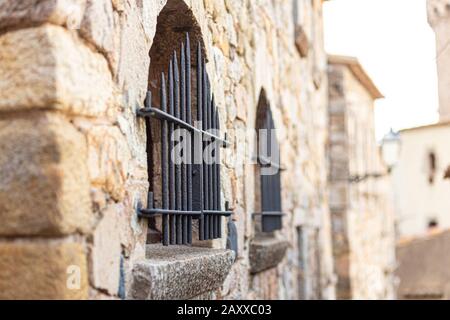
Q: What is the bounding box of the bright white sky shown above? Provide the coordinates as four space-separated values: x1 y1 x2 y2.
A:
323 0 440 140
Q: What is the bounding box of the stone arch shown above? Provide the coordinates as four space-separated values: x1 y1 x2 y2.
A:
255 88 271 131
148 0 206 101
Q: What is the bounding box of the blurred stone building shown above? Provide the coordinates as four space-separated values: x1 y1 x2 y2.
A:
327 55 396 299
384 0 450 241
393 0 450 300
0 0 337 300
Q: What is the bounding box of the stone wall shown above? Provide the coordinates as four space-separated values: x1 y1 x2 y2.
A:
0 0 335 299
328 57 396 299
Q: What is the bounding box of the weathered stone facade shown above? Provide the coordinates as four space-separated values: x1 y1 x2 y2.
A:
327 56 396 299
0 0 336 300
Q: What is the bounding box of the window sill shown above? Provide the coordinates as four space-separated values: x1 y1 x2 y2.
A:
130 244 235 300
249 237 288 274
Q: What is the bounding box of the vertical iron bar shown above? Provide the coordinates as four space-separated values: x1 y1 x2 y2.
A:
174 52 182 245
181 42 188 245
272 113 282 228
186 34 193 244
202 59 210 240
197 43 205 241
160 75 169 246
267 109 274 214
216 111 222 238
168 61 176 244
211 101 217 238
208 92 214 239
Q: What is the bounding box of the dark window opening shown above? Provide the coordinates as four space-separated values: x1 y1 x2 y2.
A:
427 151 437 184
139 2 231 246
254 91 283 233
428 218 439 230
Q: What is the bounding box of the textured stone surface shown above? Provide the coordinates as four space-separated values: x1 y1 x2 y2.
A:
84 124 131 201
130 245 235 300
0 0 86 31
0 113 92 236
397 230 450 299
0 0 340 300
249 237 289 274
79 0 117 70
0 25 115 117
0 241 88 299
91 206 121 296
328 60 396 300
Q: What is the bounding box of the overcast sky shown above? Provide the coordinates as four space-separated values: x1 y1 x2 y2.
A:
323 0 440 140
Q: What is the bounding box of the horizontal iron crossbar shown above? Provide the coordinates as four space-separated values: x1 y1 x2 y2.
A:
252 211 285 217
255 155 285 171
138 106 230 147
139 208 232 217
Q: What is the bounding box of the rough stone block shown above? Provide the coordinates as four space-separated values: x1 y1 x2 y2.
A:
79 0 117 69
0 241 88 299
0 25 115 117
0 113 92 236
91 206 121 295
249 237 289 274
0 0 86 31
85 124 130 201
130 245 235 300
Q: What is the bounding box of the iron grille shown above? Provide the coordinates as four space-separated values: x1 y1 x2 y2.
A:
138 34 232 246
258 107 284 232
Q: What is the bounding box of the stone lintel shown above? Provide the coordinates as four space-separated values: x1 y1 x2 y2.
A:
249 237 288 274
130 245 235 300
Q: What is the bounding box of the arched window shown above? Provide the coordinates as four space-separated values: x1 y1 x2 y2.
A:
138 1 231 246
254 91 283 232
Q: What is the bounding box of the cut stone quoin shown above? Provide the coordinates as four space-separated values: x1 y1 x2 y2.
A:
0 24 115 117
0 112 92 236
0 241 89 300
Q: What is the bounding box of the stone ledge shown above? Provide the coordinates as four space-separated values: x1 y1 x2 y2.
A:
249 237 288 274
130 245 235 300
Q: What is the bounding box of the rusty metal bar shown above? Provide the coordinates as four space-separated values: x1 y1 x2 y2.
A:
197 42 205 241
186 34 193 244
202 58 209 240
180 41 188 245
160 74 170 246
216 110 222 238
138 107 229 146
139 208 232 217
168 60 176 244
173 52 183 245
